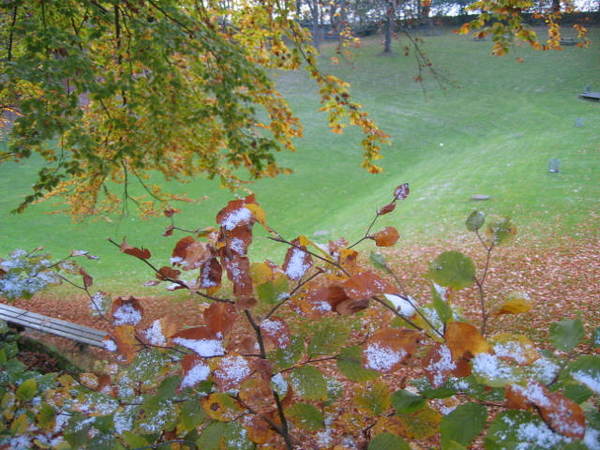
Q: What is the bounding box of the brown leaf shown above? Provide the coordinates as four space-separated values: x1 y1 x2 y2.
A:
445 322 490 360
111 296 143 327
179 354 211 390
282 238 313 281
239 375 277 414
79 268 93 289
198 257 222 290
362 328 421 373
378 202 396 215
372 226 400 247
119 238 151 259
424 344 464 388
394 183 410 200
260 317 291 349
222 226 253 257
203 303 237 337
236 296 258 310
162 225 175 237
335 298 370 315
212 355 252 391
157 266 181 281
140 317 178 347
172 236 211 270
171 326 224 357
163 207 180 217
222 253 253 297
342 271 394 300
216 195 258 231
242 415 277 445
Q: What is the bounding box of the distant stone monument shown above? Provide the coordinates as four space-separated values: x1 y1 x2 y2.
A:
575 118 584 127
548 158 560 173
471 194 491 201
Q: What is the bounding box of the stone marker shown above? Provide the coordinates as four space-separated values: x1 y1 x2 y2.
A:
575 118 584 127
548 158 560 173
471 194 491 201
313 230 329 237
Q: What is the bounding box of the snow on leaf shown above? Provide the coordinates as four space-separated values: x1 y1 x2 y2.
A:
198 257 222 289
260 317 291 348
223 254 253 297
362 328 419 373
171 236 211 270
394 183 410 200
172 326 224 357
283 239 312 281
213 355 252 391
180 355 211 390
384 293 417 318
111 296 143 326
342 271 394 300
424 344 457 388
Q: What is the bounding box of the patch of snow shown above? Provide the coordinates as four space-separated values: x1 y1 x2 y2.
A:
426 345 456 387
103 339 117 352
364 343 407 372
271 373 288 396
229 238 246 255
515 421 572 449
494 341 531 365
112 303 142 326
384 293 417 317
173 337 224 357
572 371 600 394
584 427 600 450
180 362 211 389
530 357 560 384
216 356 251 386
285 247 310 280
144 320 166 346
472 353 514 383
222 207 252 231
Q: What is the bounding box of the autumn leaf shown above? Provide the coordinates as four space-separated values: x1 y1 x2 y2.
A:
445 322 490 360
111 325 138 363
494 292 533 315
198 257 222 290
342 271 394 300
119 238 151 259
171 326 224 357
362 328 420 373
203 303 237 337
172 236 211 270
179 354 211 390
222 253 253 297
156 266 181 281
394 183 410 200
282 238 313 281
372 226 400 247
260 317 291 349
378 202 396 215
201 393 243 422
79 268 93 289
111 296 143 327
212 355 252 391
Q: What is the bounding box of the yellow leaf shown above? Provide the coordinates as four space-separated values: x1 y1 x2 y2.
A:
495 292 533 315
445 322 490 359
246 203 267 225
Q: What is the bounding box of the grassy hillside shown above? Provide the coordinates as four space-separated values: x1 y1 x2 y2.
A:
1 27 598 290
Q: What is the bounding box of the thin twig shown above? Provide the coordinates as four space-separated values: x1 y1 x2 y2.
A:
264 269 323 320
267 236 349 276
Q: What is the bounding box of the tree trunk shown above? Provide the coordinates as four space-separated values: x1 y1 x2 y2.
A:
551 0 560 12
310 1 321 50
383 1 394 53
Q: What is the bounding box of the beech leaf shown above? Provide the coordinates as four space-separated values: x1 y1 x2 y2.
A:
427 251 475 290
372 226 400 247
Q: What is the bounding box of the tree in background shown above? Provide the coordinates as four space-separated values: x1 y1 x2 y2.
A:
0 0 388 217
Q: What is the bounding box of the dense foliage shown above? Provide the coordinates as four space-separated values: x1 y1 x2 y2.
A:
1 187 599 449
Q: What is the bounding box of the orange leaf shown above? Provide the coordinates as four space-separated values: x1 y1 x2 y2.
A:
424 344 470 388
179 354 211 390
445 322 490 360
242 415 277 445
239 375 277 414
260 317 291 349
362 328 421 373
222 253 253 297
212 354 252 391
372 227 399 247
157 266 181 280
79 268 93 289
171 326 224 357
216 195 258 231
112 325 138 364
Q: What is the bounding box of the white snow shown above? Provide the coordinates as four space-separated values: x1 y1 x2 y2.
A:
515 421 572 449
221 207 252 231
172 337 225 357
363 342 407 372
384 293 417 317
144 320 166 346
426 345 456 387
180 362 211 389
510 381 551 407
229 238 246 255
472 353 514 383
103 339 117 352
313 300 332 312
271 373 288 396
584 427 600 450
112 303 142 326
215 356 251 387
285 247 310 280
530 357 560 384
572 371 600 394
494 341 532 365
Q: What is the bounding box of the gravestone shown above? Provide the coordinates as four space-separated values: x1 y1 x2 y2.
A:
548 158 560 173
471 194 491 201
313 230 329 237
575 118 584 127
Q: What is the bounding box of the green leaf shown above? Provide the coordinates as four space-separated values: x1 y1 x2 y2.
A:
268 335 304 370
222 421 254 450
370 252 391 273
179 399 207 431
561 383 593 404
485 410 572 449
336 346 379 382
307 320 350 357
440 403 487 449
196 422 227 449
564 355 600 394
431 284 452 325
391 389 426 414
550 319 585 352
485 217 517 245
257 276 289 305
355 382 391 416
592 327 600 348
427 251 475 290
286 403 324 431
16 377 37 402
368 432 410 450
156 375 181 402
289 366 328 401
0 319 8 334
465 210 485 232
122 432 150 448
395 406 442 439
36 403 56 430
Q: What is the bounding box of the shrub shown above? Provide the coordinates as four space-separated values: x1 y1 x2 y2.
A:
1 186 599 449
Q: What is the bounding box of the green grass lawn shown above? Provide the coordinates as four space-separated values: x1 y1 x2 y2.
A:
1 27 599 291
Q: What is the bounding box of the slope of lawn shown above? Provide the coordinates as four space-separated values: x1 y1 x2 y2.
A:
0 26 598 290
